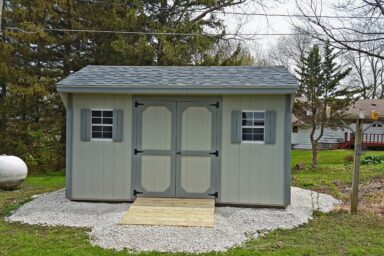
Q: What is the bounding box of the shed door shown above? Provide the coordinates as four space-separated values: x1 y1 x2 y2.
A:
133 102 176 197
133 99 220 198
176 102 219 198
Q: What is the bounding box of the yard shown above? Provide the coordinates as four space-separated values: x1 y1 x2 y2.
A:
0 150 383 255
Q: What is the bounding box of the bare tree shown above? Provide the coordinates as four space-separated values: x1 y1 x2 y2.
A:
344 44 384 98
294 0 384 60
269 28 313 70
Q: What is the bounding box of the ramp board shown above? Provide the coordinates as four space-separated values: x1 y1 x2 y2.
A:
120 197 215 227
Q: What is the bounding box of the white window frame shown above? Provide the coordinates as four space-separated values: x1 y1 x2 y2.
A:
91 109 113 141
241 110 265 144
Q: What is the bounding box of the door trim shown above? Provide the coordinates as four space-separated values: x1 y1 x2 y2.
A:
131 96 222 199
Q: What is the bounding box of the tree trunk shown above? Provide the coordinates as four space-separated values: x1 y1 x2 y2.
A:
311 140 318 169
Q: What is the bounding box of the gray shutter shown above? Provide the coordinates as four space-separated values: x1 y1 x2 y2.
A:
80 109 91 141
265 110 276 144
113 109 123 142
231 110 242 143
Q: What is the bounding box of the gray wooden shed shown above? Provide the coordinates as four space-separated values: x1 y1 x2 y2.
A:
57 66 298 207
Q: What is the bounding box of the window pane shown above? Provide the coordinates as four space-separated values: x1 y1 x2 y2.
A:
103 111 113 118
242 119 253 126
253 120 264 126
102 132 113 139
242 112 253 119
242 128 253 134
253 112 264 119
92 126 102 132
103 126 113 132
103 118 113 124
242 134 253 141
92 111 102 117
253 128 264 134
92 118 102 124
92 132 102 138
253 134 264 141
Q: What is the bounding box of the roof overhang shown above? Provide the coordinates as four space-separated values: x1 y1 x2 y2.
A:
56 85 298 94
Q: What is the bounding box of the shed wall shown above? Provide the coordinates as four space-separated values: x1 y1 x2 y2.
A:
71 94 133 200
68 93 289 205
220 95 288 206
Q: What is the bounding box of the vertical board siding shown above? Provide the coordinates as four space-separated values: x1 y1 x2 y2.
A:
72 94 132 200
220 95 286 205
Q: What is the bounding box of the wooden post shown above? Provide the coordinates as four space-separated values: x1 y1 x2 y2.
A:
351 118 363 214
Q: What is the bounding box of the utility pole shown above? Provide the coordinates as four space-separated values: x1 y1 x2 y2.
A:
351 117 363 214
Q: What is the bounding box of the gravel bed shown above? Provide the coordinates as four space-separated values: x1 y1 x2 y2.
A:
6 187 338 253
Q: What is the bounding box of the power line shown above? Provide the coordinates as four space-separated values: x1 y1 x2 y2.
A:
4 27 384 39
3 27 302 37
77 0 384 20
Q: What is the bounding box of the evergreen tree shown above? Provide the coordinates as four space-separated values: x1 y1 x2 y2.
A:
0 0 248 171
295 41 354 168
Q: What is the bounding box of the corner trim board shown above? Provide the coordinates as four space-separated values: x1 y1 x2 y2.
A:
65 93 73 199
283 94 292 206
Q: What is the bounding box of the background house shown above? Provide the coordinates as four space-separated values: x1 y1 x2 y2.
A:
292 99 384 149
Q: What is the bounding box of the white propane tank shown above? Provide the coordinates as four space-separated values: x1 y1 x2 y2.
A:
0 155 28 190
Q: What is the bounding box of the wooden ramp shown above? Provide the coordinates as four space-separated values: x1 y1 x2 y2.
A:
120 197 215 227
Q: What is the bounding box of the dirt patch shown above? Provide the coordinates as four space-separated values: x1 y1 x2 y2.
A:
336 177 384 216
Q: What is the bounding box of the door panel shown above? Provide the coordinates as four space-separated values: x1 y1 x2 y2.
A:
142 106 172 150
180 156 211 193
133 102 176 197
181 107 212 151
141 155 172 192
176 102 218 198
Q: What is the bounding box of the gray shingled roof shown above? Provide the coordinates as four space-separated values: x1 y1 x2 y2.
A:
56 65 298 94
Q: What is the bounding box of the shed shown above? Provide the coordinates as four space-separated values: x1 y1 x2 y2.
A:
57 65 298 207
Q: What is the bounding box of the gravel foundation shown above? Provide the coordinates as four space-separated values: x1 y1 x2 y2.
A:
6 187 338 253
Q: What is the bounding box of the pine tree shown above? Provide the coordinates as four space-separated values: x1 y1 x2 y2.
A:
294 41 354 168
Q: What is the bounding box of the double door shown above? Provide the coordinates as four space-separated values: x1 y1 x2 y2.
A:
132 99 220 198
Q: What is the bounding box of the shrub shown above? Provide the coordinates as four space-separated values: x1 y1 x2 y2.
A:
361 155 384 165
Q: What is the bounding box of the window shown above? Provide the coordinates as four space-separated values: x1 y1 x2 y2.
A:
292 126 298 133
91 110 113 139
241 111 265 142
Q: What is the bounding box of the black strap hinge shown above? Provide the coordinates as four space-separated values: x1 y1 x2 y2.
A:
208 192 218 198
209 150 219 157
210 102 219 108
134 149 144 155
133 189 143 196
135 101 144 107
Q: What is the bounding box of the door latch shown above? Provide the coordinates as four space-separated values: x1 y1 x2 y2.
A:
208 150 219 157
134 149 144 155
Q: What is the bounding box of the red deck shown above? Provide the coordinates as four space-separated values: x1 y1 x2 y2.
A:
340 132 384 149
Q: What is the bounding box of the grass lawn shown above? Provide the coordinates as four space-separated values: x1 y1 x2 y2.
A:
0 150 383 255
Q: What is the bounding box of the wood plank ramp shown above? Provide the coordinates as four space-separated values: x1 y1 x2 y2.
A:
120 197 215 227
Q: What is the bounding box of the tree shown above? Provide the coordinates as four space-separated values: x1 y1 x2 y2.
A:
295 41 354 168
343 40 384 99
294 0 384 60
0 0 255 171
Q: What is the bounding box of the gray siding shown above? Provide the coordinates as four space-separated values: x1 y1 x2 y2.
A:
71 94 132 200
68 93 289 205
220 95 288 206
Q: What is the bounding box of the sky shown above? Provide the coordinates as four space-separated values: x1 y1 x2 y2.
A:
221 0 335 54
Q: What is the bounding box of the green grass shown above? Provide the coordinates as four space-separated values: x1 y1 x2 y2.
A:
291 149 384 167
0 150 383 255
